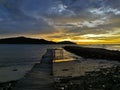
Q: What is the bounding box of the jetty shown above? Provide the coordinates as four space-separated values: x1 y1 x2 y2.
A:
1 48 120 90
12 49 63 90
63 46 120 61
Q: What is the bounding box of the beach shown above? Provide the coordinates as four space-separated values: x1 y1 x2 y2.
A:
53 57 120 77
0 44 120 89
53 46 120 90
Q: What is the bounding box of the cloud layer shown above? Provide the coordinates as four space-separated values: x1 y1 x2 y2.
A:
0 0 120 44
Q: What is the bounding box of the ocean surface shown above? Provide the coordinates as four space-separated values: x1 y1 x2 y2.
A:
80 44 120 51
0 44 64 83
0 44 119 83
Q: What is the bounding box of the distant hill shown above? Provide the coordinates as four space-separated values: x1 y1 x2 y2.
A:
0 37 76 44
57 41 76 44
0 36 56 44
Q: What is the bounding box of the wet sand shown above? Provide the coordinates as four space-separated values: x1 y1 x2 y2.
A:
0 64 33 83
53 58 119 77
12 49 54 90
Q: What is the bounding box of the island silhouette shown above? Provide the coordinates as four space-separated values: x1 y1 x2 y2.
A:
0 36 76 44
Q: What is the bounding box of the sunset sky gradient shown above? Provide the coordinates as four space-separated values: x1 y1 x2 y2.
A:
0 0 120 44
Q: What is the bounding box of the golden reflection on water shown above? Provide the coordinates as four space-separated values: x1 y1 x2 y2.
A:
53 58 75 63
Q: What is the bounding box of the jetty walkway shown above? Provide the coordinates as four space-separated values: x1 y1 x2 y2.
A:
12 49 59 90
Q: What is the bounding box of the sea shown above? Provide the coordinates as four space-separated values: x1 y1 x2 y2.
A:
0 44 120 83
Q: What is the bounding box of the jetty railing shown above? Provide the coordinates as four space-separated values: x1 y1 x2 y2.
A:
47 49 64 60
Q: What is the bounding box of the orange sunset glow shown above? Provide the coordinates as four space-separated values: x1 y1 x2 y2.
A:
0 0 120 45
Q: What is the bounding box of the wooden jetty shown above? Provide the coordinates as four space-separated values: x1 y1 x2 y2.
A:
12 49 62 90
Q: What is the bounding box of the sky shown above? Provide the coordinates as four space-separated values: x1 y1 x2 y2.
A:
0 0 120 44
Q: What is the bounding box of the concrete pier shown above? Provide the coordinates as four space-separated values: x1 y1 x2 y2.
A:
13 49 55 90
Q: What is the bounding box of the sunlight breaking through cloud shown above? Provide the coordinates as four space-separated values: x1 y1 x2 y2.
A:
0 0 120 44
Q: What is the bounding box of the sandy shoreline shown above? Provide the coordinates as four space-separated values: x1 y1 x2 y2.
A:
53 58 119 77
0 64 34 83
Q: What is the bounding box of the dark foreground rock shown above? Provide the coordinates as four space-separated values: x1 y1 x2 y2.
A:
0 80 17 90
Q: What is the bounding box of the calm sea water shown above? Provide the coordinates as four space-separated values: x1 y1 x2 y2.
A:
0 44 64 64
0 44 64 82
0 44 119 82
80 44 120 51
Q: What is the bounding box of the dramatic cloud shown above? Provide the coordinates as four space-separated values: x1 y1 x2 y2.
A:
55 18 106 28
89 7 120 16
0 0 119 44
